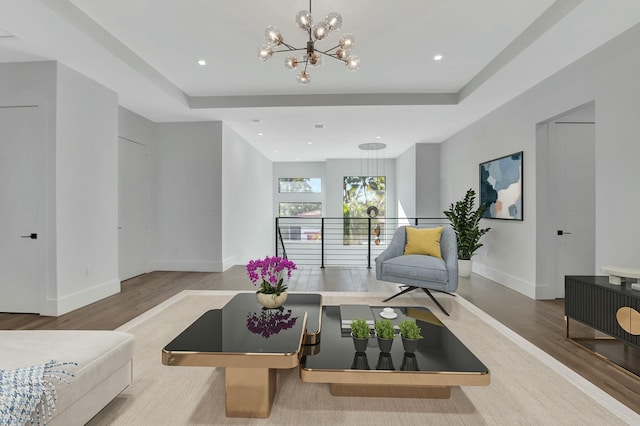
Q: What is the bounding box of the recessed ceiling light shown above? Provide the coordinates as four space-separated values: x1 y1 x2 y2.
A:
274 149 279 153
197 59 207 66
258 132 264 136
376 136 382 139
433 54 443 61
307 142 313 145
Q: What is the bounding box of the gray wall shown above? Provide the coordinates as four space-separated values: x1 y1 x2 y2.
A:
416 143 441 217
222 124 273 269
440 23 640 298
152 122 224 272
55 62 119 314
395 146 416 222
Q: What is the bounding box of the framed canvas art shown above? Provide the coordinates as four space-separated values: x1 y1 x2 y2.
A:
479 151 523 220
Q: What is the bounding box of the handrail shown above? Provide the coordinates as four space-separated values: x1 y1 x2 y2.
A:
275 217 288 260
275 217 449 268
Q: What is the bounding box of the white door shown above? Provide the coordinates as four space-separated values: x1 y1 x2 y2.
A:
118 137 150 281
0 106 42 313
550 121 595 298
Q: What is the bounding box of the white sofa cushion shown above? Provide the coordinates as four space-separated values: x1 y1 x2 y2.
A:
0 330 134 423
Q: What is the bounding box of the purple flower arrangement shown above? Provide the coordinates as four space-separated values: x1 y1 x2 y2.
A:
246 309 298 338
246 256 297 295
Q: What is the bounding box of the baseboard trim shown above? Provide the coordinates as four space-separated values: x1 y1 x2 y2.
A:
472 262 538 299
150 260 223 273
43 279 121 316
221 257 236 272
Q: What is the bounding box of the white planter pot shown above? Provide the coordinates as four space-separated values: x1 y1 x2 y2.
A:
256 291 288 309
458 259 472 277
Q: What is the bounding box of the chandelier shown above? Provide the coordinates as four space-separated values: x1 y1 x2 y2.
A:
257 0 360 84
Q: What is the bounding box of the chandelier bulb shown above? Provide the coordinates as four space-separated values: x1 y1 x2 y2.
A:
345 55 360 71
339 33 355 50
284 56 299 70
295 10 313 30
312 22 328 40
325 12 342 31
308 52 322 67
335 48 347 60
257 45 274 62
264 25 283 45
297 71 311 84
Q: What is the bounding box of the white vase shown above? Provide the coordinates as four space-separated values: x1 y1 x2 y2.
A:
256 291 288 309
458 259 472 277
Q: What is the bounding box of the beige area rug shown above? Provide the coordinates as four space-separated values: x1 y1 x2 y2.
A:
87 291 639 425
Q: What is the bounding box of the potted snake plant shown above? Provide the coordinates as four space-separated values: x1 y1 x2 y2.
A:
443 188 491 277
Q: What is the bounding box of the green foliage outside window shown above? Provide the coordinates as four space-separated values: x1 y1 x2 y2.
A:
278 178 321 193
343 176 386 244
279 202 322 218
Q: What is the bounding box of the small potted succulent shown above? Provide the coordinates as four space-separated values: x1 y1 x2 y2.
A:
374 319 396 353
398 319 423 353
350 319 371 352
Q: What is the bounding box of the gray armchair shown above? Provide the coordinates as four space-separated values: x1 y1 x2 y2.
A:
375 226 458 316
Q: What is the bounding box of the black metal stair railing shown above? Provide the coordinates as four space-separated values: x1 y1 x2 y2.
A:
275 217 449 268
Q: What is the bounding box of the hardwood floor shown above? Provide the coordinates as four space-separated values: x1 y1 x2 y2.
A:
2 266 639 414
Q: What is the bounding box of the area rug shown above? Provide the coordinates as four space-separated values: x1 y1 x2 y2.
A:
87 291 638 425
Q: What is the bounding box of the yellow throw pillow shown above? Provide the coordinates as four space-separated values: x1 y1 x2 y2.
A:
403 226 444 259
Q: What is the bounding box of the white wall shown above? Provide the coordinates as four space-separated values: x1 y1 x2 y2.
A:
153 122 223 271
396 146 416 225
222 124 272 269
415 143 441 217
54 63 120 314
440 23 640 298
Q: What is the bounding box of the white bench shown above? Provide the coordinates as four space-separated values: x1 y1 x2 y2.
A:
0 330 134 425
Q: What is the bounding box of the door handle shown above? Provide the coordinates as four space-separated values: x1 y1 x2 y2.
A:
21 233 38 239
557 230 572 236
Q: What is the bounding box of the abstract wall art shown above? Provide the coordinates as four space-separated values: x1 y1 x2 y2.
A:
479 151 523 220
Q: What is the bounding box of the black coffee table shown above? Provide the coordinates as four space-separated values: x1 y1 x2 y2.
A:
162 294 489 418
300 305 490 398
162 293 322 418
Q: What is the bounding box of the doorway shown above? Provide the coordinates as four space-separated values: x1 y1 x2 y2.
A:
118 136 151 281
0 106 44 313
537 103 595 298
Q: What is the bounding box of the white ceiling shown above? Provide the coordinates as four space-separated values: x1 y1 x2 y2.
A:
1 0 640 161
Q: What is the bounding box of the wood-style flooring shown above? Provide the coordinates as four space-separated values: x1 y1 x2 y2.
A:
1 266 639 414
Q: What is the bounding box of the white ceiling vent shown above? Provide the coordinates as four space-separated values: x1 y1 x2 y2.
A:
314 124 324 129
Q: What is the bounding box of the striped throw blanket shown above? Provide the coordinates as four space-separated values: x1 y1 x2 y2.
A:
0 360 76 425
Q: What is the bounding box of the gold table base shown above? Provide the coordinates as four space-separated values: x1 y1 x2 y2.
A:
330 383 451 398
225 367 277 418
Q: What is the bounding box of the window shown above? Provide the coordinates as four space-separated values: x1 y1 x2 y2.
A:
278 202 322 218
343 176 386 244
278 202 322 241
278 178 322 193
